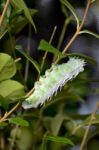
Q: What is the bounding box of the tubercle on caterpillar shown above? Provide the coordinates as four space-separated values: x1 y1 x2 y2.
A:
22 57 85 109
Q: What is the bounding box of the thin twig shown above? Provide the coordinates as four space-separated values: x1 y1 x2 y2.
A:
26 87 35 97
24 24 32 83
57 17 71 50
40 26 57 71
80 102 99 150
54 0 91 64
0 102 20 123
0 0 11 27
26 26 57 97
79 0 91 30
14 58 22 63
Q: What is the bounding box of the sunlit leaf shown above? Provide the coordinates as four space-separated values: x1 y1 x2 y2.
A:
0 53 16 82
0 80 25 101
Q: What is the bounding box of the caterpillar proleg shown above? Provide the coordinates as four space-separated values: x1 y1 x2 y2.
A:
22 57 85 109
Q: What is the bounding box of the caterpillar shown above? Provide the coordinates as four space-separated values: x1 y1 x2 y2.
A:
22 57 85 109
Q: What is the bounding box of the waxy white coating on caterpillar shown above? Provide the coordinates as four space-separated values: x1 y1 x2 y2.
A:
22 57 85 109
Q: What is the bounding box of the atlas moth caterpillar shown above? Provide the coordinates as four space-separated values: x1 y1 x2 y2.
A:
22 57 85 109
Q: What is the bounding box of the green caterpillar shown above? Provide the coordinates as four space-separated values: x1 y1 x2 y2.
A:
22 57 85 109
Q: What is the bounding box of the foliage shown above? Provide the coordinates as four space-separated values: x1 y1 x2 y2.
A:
0 0 99 150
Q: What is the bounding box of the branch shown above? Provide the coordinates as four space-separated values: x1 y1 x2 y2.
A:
0 102 20 123
54 0 91 64
80 102 99 150
0 0 11 27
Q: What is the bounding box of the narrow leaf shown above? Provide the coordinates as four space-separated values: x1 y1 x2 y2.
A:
67 53 97 65
79 30 99 39
60 0 79 27
38 40 62 56
45 135 74 146
9 117 29 126
16 49 40 74
11 0 36 32
51 114 64 136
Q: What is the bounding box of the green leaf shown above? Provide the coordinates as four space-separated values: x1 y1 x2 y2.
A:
11 0 37 32
0 53 16 82
51 114 64 136
38 40 62 56
0 95 8 110
61 4 69 17
79 30 99 39
9 117 29 126
16 48 40 74
10 9 38 35
60 0 79 27
67 53 97 65
45 135 74 146
0 80 25 101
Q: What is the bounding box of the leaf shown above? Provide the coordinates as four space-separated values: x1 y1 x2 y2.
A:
79 30 99 39
67 53 97 65
16 48 40 74
38 40 62 56
60 0 79 27
51 114 64 136
10 9 38 34
9 117 29 126
11 0 36 32
0 80 25 102
0 95 8 110
45 135 74 146
0 53 16 82
61 4 69 17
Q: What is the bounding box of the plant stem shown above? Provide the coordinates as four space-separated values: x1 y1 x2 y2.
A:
9 125 19 150
40 26 57 71
26 26 57 97
55 0 91 64
57 17 71 50
24 24 32 83
0 0 11 27
14 58 22 63
80 102 99 150
0 102 20 123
